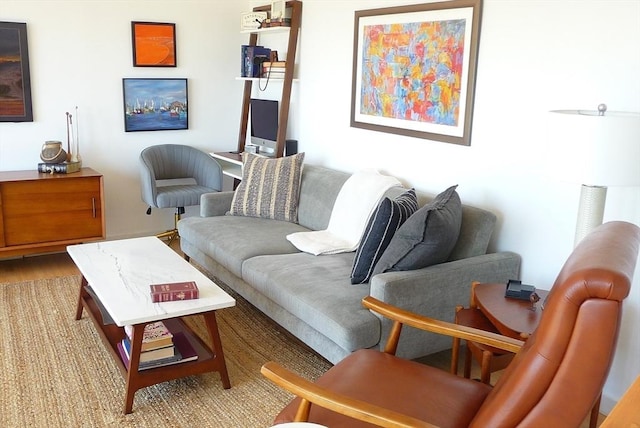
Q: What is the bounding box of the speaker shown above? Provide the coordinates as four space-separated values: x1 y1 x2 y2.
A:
285 139 298 156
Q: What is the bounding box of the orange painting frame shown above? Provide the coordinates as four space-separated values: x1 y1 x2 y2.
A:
131 22 176 67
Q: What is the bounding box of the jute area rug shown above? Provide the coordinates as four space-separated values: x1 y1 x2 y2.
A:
0 275 331 427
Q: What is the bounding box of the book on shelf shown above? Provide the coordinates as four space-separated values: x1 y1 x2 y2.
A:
262 61 286 69
124 321 174 352
121 337 175 363
261 62 287 78
262 70 287 79
37 161 82 174
259 18 292 28
149 281 199 303
241 45 271 77
117 331 198 371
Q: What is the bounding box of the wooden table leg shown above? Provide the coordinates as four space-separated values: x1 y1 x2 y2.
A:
123 323 146 414
203 311 231 389
75 276 88 320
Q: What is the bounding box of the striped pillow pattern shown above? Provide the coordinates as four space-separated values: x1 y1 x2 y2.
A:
230 152 305 223
350 188 418 284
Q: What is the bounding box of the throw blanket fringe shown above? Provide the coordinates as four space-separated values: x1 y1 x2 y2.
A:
287 170 401 255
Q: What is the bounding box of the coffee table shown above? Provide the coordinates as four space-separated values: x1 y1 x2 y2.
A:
68 236 235 414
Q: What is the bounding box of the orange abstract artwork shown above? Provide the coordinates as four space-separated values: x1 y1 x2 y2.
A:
132 22 176 67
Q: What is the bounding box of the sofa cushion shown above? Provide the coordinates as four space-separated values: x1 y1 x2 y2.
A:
230 152 305 223
373 185 462 275
242 252 381 352
297 165 350 231
177 215 309 278
350 189 419 284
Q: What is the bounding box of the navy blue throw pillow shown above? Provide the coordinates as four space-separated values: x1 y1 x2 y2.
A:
350 189 418 284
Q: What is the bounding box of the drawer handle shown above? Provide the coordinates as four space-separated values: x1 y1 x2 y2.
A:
92 197 96 218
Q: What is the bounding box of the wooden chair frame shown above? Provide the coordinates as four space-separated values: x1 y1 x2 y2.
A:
261 296 523 427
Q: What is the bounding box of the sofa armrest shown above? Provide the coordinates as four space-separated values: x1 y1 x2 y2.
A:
368 251 521 358
200 191 235 217
370 252 521 307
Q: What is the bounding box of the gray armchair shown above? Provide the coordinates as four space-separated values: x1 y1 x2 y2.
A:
140 144 222 244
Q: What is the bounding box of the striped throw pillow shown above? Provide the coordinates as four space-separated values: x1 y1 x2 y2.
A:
230 152 305 223
350 188 418 284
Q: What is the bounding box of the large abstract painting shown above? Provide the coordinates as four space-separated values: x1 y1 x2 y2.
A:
351 0 482 145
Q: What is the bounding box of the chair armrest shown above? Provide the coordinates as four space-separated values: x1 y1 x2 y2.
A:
200 191 235 217
260 362 437 428
363 296 524 354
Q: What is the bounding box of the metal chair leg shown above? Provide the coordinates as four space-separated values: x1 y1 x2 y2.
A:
156 208 182 245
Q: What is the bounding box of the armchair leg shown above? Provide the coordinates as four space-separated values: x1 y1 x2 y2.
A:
589 393 601 428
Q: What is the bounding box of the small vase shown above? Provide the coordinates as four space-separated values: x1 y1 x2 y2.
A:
40 141 67 164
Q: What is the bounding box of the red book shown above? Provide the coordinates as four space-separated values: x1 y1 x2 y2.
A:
150 281 199 302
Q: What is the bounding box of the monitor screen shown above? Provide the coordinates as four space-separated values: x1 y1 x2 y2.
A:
250 98 278 152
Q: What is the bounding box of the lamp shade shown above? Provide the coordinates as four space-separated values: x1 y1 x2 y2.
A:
548 108 640 187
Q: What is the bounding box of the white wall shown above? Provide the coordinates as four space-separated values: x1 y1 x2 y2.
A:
3 0 640 413
1 0 247 234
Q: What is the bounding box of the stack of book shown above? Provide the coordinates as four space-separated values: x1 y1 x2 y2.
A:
261 61 287 79
259 18 292 28
117 321 198 370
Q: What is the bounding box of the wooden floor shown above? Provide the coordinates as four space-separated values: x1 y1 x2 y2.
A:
0 251 79 282
0 243 605 426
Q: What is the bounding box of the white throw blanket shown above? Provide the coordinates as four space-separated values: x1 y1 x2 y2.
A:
287 169 401 255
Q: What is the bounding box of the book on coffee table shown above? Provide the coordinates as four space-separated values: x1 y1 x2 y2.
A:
121 338 175 363
149 281 199 302
117 331 198 371
124 321 174 352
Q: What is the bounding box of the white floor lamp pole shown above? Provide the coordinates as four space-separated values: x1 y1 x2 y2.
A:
575 185 607 247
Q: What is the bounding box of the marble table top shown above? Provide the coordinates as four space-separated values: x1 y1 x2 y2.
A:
67 236 235 326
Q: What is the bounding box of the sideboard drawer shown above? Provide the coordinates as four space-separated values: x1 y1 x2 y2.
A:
0 168 105 257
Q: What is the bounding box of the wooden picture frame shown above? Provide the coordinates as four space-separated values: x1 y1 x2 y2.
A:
122 78 188 132
131 22 176 67
0 22 33 122
351 0 483 146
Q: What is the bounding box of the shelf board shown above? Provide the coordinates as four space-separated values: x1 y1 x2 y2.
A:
241 26 291 35
235 77 299 82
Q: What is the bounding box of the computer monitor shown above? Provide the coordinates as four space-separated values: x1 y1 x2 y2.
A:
249 98 278 153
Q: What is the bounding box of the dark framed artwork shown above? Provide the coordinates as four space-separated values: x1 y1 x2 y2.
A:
0 21 33 122
131 22 176 67
351 0 483 146
122 78 188 132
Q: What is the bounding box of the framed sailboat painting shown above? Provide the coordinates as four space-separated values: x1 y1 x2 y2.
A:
122 78 188 132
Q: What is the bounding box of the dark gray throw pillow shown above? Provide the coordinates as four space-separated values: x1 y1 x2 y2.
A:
350 189 418 284
372 185 462 276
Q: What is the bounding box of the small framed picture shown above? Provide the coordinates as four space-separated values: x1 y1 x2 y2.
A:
122 78 188 132
271 1 286 20
131 22 176 67
0 21 33 122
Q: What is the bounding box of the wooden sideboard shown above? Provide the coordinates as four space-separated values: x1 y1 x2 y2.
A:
0 167 105 258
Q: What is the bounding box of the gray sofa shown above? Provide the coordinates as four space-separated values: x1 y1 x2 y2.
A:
178 165 521 364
